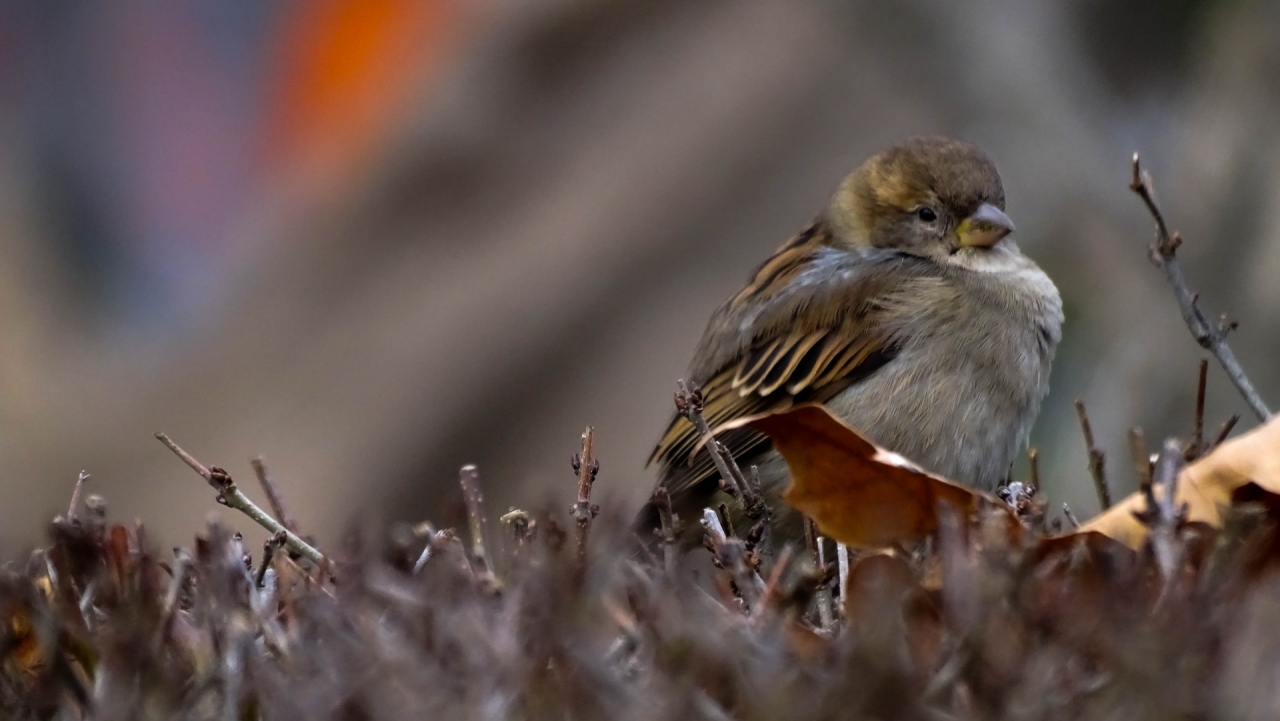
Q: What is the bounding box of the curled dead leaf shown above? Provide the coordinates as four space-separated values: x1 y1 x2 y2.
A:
736 405 1018 548
1081 414 1280 548
744 403 1280 553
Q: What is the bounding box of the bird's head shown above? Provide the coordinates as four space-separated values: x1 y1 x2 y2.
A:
825 137 1014 261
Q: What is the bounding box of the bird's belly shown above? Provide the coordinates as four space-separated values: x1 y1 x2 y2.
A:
821 336 1047 490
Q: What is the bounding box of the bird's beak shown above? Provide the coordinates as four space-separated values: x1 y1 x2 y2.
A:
956 203 1015 248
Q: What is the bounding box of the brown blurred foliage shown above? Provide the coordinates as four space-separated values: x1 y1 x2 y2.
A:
6 439 1280 719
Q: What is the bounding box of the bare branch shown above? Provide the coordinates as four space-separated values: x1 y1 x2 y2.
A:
1027 447 1040 491
803 518 834 629
157 549 192 644
1074 400 1112 509
569 427 601 574
1127 427 1152 489
1187 359 1208 460
1210 414 1240 451
458 465 492 573
1129 154 1271 421
700 508 764 611
835 543 850 620
67 471 90 521
412 522 458 575
162 550 191 618
749 545 794 624
154 433 327 568
652 487 678 577
675 381 774 559
251 458 298 534
1133 439 1189 589
1062 504 1081 529
256 531 287 589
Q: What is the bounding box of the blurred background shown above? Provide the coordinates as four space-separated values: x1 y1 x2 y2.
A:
0 0 1276 548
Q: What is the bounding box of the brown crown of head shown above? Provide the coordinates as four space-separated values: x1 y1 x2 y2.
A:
825 137 1011 256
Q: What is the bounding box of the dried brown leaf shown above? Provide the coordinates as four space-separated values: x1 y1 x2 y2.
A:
1080 414 1280 547
738 405 1019 548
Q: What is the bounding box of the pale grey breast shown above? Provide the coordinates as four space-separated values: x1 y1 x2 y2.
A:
824 255 1062 490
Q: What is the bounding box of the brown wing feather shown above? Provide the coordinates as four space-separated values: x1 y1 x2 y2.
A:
647 219 932 502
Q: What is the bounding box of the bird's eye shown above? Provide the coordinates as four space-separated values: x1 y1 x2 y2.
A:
916 207 938 223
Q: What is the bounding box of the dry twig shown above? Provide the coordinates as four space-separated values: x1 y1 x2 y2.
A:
1210 415 1240 451
701 508 764 611
569 427 601 573
835 543 850 618
156 549 192 645
251 458 299 534
459 465 491 572
256 531 287 589
1134 439 1189 588
155 433 327 567
1027 448 1040 491
750 546 795 624
1128 427 1152 489
675 381 774 558
652 487 678 577
1075 400 1112 510
1062 504 1081 529
1187 360 1208 460
67 471 90 521
803 518 834 629
1129 154 1271 421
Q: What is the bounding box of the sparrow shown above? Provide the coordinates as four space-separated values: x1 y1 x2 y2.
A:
638 136 1063 543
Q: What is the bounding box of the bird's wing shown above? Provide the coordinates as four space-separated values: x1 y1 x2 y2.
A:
648 221 940 501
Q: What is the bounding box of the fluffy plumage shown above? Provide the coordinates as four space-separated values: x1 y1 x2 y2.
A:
639 136 1063 541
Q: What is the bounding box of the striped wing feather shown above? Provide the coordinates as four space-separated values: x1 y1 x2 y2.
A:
649 221 919 500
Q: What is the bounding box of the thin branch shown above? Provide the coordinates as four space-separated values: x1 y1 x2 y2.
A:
1127 427 1152 489
1129 154 1271 421
1187 360 1208 460
1133 439 1189 589
251 458 298 534
1074 400 1112 510
162 550 191 618
1210 414 1240 451
67 471 90 521
749 546 794 624
675 381 773 559
157 549 192 645
804 518 834 629
835 543 850 620
415 524 462 577
569 427 600 574
154 433 327 567
1062 504 1081 529
652 487 678 577
458 465 493 574
412 521 444 574
255 531 287 589
701 508 764 611
675 382 740 494
744 465 774 562
1027 448 1040 491
676 381 756 504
